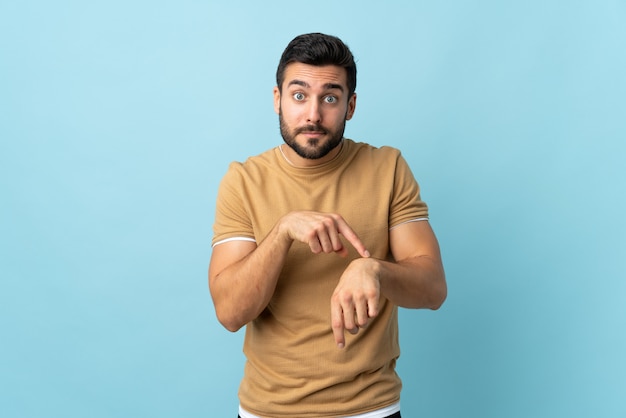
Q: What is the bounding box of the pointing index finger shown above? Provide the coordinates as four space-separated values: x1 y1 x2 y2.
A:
335 218 370 258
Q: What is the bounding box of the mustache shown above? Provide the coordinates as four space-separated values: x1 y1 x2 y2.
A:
295 124 327 135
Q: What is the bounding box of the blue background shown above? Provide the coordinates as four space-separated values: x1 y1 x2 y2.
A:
1 1 624 417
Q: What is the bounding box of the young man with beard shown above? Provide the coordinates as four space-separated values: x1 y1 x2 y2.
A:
209 33 447 418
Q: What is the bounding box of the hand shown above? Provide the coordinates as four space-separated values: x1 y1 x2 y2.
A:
330 258 380 349
279 211 370 258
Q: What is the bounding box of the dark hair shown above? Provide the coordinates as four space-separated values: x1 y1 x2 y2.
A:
276 33 357 97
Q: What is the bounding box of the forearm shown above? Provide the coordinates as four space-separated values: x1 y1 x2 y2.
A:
376 255 447 310
210 226 293 332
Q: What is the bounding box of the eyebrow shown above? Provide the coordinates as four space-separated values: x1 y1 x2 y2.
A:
287 79 344 92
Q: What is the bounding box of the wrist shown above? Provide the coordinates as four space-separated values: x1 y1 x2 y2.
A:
275 214 295 245
350 256 381 279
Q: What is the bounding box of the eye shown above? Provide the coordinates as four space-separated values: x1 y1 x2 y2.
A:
324 95 338 104
293 92 305 101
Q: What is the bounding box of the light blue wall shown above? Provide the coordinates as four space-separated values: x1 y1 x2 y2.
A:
1 1 624 417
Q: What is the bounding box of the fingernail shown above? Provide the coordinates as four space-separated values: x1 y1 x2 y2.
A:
364 250 370 258
337 343 345 349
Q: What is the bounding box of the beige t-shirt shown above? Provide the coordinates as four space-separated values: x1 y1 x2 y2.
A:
212 139 428 417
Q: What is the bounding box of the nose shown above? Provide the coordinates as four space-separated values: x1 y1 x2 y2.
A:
306 101 321 124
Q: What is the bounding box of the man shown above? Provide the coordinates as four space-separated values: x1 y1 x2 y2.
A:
209 33 446 418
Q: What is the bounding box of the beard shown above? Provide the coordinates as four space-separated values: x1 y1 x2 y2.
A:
279 109 346 160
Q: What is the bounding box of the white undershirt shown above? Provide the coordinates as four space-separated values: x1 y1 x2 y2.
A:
238 401 400 418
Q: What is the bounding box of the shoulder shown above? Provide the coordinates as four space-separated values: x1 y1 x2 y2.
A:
345 140 420 193
347 139 402 159
229 147 278 171
222 147 280 182
345 139 405 170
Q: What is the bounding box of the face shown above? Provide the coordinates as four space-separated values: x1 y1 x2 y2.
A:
274 63 356 166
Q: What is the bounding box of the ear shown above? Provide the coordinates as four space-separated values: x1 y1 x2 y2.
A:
345 93 357 120
273 86 281 115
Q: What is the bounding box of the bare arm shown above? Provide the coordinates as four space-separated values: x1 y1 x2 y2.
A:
380 219 447 308
209 211 370 332
208 228 289 332
330 220 446 347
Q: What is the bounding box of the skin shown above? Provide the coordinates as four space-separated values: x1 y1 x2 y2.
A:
209 62 447 348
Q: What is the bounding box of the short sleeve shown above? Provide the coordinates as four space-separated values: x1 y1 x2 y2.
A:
388 153 429 228
211 162 255 246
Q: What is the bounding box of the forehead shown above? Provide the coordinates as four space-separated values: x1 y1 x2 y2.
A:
282 62 348 90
